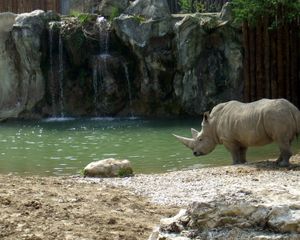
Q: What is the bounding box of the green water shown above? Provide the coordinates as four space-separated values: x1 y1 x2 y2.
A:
0 117 299 176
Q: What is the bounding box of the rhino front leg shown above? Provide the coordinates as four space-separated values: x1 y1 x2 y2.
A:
224 142 247 165
239 147 247 164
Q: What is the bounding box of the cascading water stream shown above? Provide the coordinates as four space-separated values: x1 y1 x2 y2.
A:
58 29 65 118
122 62 134 118
48 24 56 116
92 16 111 116
48 21 65 119
92 17 135 118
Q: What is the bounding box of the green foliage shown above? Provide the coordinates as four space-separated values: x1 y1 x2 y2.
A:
179 0 192 13
109 6 120 22
132 15 146 24
195 3 205 13
70 10 94 24
231 0 300 27
77 14 95 24
179 0 205 13
70 9 82 17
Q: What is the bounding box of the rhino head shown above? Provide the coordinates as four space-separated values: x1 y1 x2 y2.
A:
173 112 217 156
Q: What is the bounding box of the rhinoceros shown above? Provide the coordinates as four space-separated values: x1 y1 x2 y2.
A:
173 99 300 167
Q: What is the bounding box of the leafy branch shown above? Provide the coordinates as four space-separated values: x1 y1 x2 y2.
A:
231 0 300 28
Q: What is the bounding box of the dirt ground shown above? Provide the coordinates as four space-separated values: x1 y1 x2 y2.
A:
0 175 178 240
1 157 300 240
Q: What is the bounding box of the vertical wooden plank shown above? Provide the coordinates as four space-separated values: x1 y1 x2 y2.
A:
32 0 37 11
17 0 21 13
2 0 6 12
270 29 278 99
13 0 18 13
57 0 61 13
40 0 46 11
290 21 298 105
46 0 50 11
0 0 4 12
26 0 31 12
249 26 256 101
255 17 264 99
242 21 251 102
263 16 271 98
283 23 290 101
277 25 285 98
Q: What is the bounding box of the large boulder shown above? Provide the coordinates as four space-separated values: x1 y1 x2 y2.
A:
125 0 171 20
150 202 300 239
0 10 59 119
97 0 129 18
0 12 18 119
173 13 243 114
83 158 133 178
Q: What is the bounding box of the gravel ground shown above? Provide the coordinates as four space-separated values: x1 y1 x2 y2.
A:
83 157 300 207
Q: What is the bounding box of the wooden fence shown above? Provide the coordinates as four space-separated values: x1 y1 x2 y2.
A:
0 0 61 13
243 19 300 106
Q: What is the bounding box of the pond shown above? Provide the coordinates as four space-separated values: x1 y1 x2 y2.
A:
0 117 299 176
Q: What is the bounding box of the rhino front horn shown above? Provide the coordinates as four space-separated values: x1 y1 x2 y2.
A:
172 134 194 149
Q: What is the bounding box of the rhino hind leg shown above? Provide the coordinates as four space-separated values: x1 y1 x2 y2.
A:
276 142 292 167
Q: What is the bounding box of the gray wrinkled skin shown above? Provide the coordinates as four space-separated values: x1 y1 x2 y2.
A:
174 99 300 167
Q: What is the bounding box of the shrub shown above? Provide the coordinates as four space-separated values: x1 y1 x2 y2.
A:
231 0 300 27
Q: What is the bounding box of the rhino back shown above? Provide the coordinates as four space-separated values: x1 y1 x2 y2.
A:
211 99 300 147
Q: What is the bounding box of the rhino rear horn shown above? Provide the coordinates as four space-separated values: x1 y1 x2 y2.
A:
191 128 199 139
172 134 194 149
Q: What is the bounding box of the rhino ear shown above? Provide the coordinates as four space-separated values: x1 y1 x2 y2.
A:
191 128 199 139
203 111 210 123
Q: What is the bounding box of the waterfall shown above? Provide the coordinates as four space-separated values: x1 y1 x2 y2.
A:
92 57 99 116
48 21 65 118
97 16 110 56
92 16 111 116
48 24 57 116
58 30 65 118
122 62 134 118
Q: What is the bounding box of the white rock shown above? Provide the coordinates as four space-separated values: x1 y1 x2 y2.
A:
268 206 300 233
83 158 133 178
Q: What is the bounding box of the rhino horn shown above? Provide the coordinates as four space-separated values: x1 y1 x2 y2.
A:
173 134 194 149
191 128 199 139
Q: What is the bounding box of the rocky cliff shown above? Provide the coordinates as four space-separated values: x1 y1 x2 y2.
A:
0 0 243 119
0 10 59 120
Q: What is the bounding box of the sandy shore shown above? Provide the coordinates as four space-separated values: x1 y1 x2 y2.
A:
1 157 300 240
0 175 177 240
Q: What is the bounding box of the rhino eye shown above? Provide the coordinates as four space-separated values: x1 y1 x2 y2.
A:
198 138 202 142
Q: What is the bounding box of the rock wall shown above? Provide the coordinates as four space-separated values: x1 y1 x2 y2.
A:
0 10 59 120
0 12 18 119
113 0 243 116
0 0 243 119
